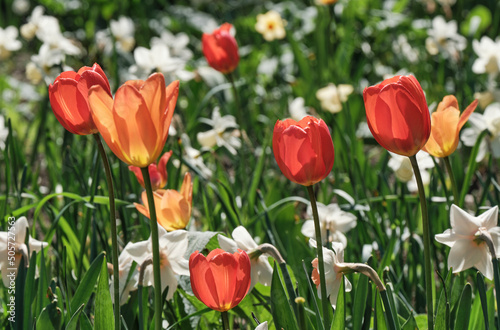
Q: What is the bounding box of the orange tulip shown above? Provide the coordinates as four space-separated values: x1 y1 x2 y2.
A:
189 249 251 312
363 75 430 157
273 116 334 186
129 151 172 190
423 96 478 157
88 73 179 167
202 23 239 74
134 172 192 231
49 63 111 135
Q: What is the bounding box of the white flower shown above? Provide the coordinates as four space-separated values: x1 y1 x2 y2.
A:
388 151 434 192
130 43 193 82
316 84 354 113
435 204 500 280
151 30 193 62
425 16 466 61
461 103 500 162
255 321 268 330
301 202 357 247
196 107 241 155
178 133 212 179
124 227 189 300
0 217 48 286
0 115 8 150
218 226 273 290
0 26 22 59
111 243 139 305
289 97 309 121
472 36 500 76
12 0 30 15
255 10 286 41
310 240 352 307
110 16 135 53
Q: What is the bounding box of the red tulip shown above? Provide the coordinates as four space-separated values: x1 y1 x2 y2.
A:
273 116 334 186
202 23 239 74
363 75 431 157
129 151 172 190
189 249 251 312
49 63 111 135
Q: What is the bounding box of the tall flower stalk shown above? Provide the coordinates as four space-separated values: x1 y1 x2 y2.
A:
307 185 331 328
140 168 163 329
409 156 434 329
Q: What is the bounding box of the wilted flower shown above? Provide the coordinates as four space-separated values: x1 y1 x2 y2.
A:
255 10 286 41
301 202 357 246
0 26 22 59
124 227 190 300
0 217 48 286
316 83 354 113
435 204 500 280
218 226 273 290
196 107 241 155
461 102 500 162
310 240 352 307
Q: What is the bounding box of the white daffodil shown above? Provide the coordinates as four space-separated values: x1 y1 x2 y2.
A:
316 83 354 113
151 30 193 62
196 107 241 155
218 226 273 290
435 204 500 280
472 36 500 77
289 97 309 121
425 16 466 61
110 243 139 306
310 240 352 307
461 103 500 162
177 133 212 179
110 16 135 53
0 217 48 286
124 227 189 300
255 10 286 41
388 151 434 193
0 26 22 60
301 202 357 247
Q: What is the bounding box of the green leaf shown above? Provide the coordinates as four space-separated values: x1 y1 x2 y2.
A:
476 272 489 329
375 291 387 330
332 277 345 329
454 283 472 330
95 255 115 330
185 231 219 257
36 300 62 330
352 274 369 330
70 252 105 313
460 5 492 37
65 304 85 330
270 263 299 330
435 271 452 329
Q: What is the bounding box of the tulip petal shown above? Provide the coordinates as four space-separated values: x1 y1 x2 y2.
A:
88 85 128 161
162 80 180 141
113 84 158 167
208 251 238 311
231 251 251 307
457 99 478 131
189 252 221 310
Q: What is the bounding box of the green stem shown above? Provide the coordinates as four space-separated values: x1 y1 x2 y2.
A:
409 155 434 330
443 156 459 204
221 311 230 330
93 134 120 330
141 167 163 330
306 185 331 329
492 259 500 330
380 290 397 330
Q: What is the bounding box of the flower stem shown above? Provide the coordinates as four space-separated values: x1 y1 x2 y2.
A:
409 155 434 330
476 231 500 330
93 134 120 330
443 156 459 204
221 311 230 330
141 167 163 330
306 185 331 329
